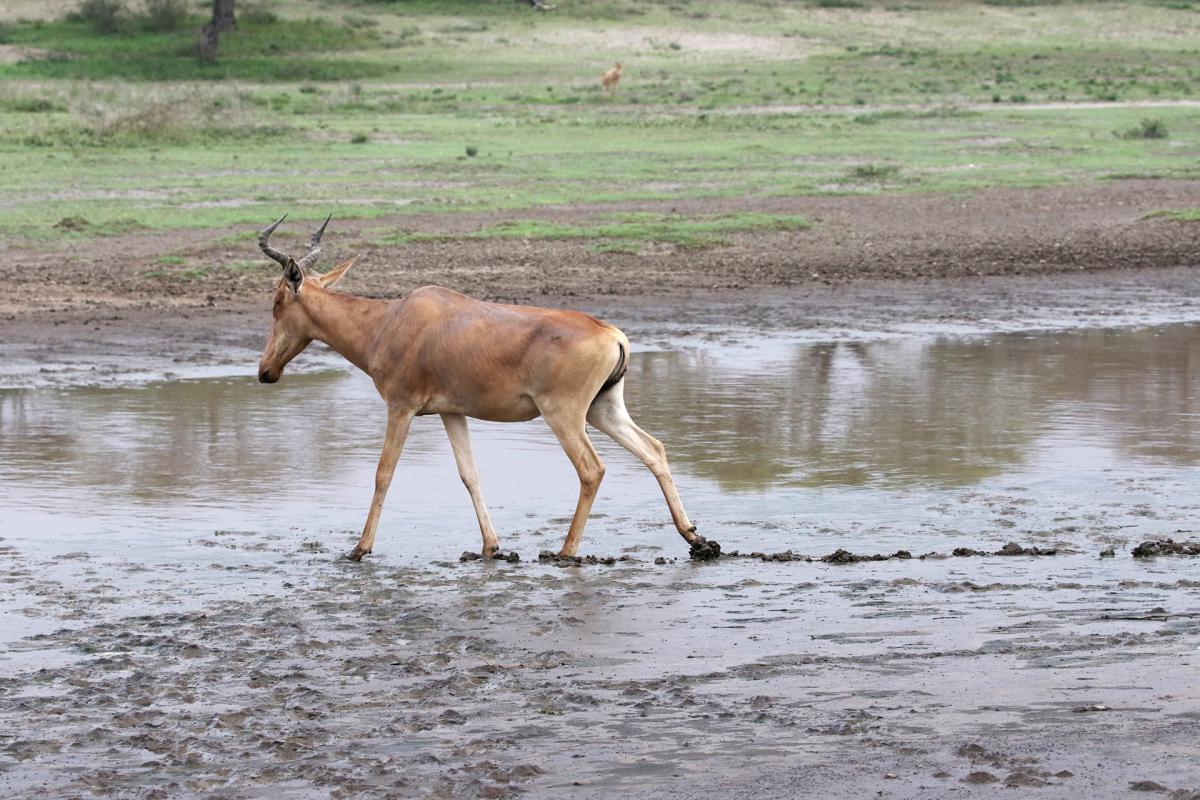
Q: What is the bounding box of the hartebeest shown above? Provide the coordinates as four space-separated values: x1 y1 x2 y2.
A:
255 215 720 561
601 62 623 94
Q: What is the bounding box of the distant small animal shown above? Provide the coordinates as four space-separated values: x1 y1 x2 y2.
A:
601 62 623 94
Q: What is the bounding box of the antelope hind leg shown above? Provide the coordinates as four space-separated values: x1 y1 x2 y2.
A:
541 407 605 559
587 382 720 560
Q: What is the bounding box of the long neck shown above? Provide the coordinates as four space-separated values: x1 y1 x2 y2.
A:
300 288 390 374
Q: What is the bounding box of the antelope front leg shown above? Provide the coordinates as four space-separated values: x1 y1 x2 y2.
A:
441 413 500 557
348 406 414 561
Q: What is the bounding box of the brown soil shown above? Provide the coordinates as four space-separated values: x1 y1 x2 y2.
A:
3 180 1197 324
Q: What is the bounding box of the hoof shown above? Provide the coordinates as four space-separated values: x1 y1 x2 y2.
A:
346 547 370 562
539 549 583 564
688 536 722 561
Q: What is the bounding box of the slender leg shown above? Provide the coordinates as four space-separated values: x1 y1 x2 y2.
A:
587 380 701 546
348 406 414 561
540 407 605 558
441 413 500 557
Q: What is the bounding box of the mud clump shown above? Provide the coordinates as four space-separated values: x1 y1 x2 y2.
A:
688 536 722 561
727 544 1059 564
720 549 810 562
822 549 912 564
964 771 998 784
757 550 811 562
996 542 1057 556
1130 781 1169 792
954 542 1058 557
1132 539 1200 558
536 551 625 566
1005 771 1050 788
460 550 521 563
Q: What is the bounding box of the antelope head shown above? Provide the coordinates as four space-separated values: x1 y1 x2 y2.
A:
256 213 356 383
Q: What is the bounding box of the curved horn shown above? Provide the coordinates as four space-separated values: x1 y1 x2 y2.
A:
296 214 331 271
258 213 291 267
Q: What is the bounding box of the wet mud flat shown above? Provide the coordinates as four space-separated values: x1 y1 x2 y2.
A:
2 537 1200 800
2 290 1199 797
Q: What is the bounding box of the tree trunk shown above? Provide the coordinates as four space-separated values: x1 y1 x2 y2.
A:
198 0 235 63
213 0 236 32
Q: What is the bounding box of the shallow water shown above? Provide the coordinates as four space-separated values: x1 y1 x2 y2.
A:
1 323 1196 568
1 322 1199 799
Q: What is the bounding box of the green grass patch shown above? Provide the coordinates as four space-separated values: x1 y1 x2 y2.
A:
1 16 389 81
4 103 1198 242
849 163 901 180
384 213 811 250
1115 118 1169 139
1 96 66 113
49 214 147 236
144 258 272 281
1 1 1198 241
589 241 643 255
1143 208 1200 221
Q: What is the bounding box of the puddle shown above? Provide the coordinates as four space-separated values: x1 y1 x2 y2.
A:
2 323 1196 566
1 321 1198 798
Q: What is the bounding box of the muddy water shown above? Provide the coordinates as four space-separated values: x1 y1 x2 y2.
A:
2 324 1196 563
1 322 1199 799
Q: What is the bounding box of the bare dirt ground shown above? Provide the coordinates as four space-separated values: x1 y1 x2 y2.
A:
2 179 1197 322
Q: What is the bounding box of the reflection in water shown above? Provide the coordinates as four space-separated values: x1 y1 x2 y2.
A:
0 323 1196 559
0 372 380 502
625 324 1199 490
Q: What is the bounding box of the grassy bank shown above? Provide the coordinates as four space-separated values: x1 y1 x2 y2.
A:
0 0 1197 243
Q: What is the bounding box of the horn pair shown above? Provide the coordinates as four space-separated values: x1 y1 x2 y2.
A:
258 213 331 270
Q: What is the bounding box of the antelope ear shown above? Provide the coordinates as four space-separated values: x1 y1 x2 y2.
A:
315 256 358 289
283 258 305 295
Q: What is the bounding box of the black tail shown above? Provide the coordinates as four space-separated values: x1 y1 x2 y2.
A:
594 342 626 402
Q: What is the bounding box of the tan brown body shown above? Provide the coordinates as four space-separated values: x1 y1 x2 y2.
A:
601 62 623 93
363 287 622 423
255 216 715 561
